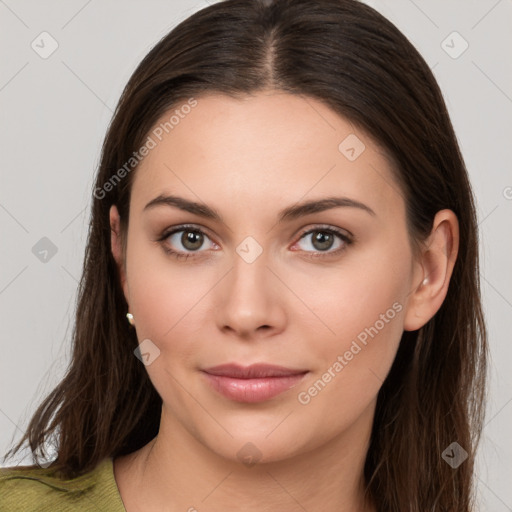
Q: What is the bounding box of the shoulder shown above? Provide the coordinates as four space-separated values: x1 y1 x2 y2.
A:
0 457 126 511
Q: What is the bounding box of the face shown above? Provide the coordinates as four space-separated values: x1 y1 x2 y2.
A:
111 91 423 464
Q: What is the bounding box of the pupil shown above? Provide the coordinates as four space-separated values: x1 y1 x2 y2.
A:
183 231 203 250
313 231 333 251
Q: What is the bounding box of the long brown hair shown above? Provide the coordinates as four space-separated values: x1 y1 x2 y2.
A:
4 0 488 510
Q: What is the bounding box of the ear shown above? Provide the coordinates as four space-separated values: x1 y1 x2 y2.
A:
403 209 459 332
110 205 129 303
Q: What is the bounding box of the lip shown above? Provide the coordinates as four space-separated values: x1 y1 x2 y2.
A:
201 363 309 403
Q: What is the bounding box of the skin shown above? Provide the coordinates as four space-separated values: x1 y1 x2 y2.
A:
110 91 459 512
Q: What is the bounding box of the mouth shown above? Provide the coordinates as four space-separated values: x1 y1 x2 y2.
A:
201 363 309 403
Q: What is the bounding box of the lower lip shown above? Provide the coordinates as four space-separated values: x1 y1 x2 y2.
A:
201 372 308 403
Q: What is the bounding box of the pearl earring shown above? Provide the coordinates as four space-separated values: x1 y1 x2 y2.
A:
126 312 135 326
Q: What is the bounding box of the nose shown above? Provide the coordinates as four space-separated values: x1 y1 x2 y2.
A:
215 248 287 340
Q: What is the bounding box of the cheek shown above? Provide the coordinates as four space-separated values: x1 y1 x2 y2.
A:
125 251 213 410
125 233 211 337
296 241 409 353
293 243 409 412
294 294 405 441
124 240 197 369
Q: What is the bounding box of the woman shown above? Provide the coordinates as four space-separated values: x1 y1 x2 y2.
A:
0 0 487 510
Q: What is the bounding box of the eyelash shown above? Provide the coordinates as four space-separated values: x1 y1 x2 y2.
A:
156 224 353 261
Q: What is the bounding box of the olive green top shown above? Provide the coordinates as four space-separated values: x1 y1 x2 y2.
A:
0 457 126 511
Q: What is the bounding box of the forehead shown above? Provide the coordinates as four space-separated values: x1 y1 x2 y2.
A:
131 92 403 221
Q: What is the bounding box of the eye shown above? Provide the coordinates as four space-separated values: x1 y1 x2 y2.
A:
293 226 352 258
157 225 216 260
157 224 353 261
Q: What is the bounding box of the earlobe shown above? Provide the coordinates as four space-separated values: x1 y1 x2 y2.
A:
109 205 129 302
403 209 459 332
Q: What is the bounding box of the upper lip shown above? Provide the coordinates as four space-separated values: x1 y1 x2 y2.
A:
202 363 309 379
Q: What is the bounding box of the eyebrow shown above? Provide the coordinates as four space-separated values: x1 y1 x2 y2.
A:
143 194 376 222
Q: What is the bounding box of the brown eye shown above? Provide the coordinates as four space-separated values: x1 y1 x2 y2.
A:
158 225 216 258
296 227 351 255
179 230 204 251
310 230 336 251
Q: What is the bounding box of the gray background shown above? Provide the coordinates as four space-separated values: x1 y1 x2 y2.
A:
1 0 511 510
